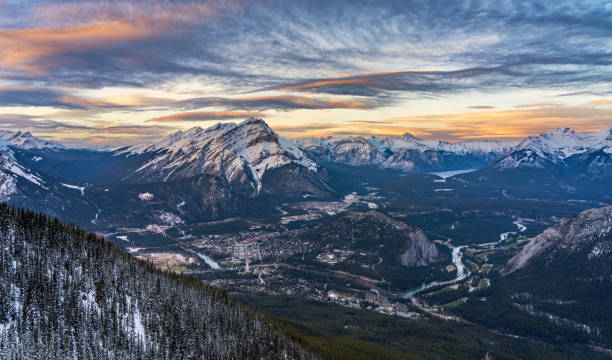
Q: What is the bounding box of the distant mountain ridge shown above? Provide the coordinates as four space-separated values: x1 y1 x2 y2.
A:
297 132 515 172
492 126 612 170
455 126 612 199
0 130 66 150
1 122 610 227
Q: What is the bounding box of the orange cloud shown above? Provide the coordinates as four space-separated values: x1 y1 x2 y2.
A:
382 106 612 141
99 94 174 107
466 105 495 109
587 99 612 106
514 102 562 108
276 67 502 93
147 111 262 122
0 1 224 77
275 105 612 141
0 21 154 75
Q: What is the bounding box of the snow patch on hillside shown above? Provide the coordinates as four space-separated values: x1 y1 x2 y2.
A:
61 183 85 196
138 193 154 201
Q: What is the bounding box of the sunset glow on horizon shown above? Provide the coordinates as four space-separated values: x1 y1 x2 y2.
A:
1 0 610 147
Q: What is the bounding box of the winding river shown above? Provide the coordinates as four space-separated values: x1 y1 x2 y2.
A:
402 220 527 299
402 245 469 299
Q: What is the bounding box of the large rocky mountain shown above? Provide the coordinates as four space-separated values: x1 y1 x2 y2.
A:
297 133 514 172
0 119 332 227
0 204 315 359
505 205 612 277
114 118 325 197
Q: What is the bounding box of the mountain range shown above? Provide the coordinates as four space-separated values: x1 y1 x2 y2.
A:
460 126 612 198
1 119 610 227
297 132 514 171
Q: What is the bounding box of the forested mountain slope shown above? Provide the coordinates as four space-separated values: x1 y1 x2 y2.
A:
0 204 315 359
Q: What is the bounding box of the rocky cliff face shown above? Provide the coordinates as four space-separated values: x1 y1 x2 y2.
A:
399 226 439 267
303 210 441 268
505 205 612 276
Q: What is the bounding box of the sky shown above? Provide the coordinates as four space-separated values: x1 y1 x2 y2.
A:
0 0 611 147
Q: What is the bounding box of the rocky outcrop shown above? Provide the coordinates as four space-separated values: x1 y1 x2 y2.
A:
504 205 612 274
304 210 440 267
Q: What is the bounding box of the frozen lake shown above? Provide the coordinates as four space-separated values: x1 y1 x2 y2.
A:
428 169 478 179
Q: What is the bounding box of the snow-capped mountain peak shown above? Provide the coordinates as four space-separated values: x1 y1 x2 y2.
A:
491 126 612 170
300 131 515 171
513 126 611 161
401 132 420 142
0 130 66 150
116 118 318 194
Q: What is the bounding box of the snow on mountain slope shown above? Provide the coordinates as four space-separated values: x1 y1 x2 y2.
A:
368 133 430 153
314 137 386 166
0 143 47 200
493 126 612 170
117 118 318 193
299 132 514 171
0 130 65 150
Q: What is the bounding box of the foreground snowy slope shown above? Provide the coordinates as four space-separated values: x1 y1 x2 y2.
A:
0 204 315 359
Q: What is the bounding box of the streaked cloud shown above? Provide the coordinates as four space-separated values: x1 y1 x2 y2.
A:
275 67 506 97
0 85 112 109
514 102 562 108
467 105 495 109
176 95 368 111
147 111 261 122
0 0 610 145
271 123 337 133
0 114 93 130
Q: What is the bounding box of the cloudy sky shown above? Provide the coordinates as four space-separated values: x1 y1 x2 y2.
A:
0 0 611 147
